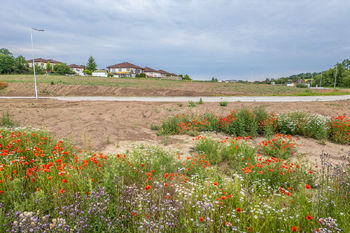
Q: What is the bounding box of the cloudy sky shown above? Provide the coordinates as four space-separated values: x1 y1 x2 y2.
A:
1 0 349 80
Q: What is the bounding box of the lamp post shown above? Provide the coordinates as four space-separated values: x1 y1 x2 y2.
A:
30 28 45 99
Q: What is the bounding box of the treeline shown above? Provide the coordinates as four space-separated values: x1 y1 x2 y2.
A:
0 48 29 74
0 48 74 75
257 59 350 87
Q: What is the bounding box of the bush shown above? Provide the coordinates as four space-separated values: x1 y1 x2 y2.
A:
303 114 330 140
259 134 296 159
198 98 203 104
219 101 227 107
328 116 350 144
0 80 8 90
188 101 196 108
276 111 307 135
53 63 74 75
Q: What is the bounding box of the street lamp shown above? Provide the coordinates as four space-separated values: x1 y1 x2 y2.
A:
30 28 45 99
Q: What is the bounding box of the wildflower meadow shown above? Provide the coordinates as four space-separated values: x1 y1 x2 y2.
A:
0 107 349 232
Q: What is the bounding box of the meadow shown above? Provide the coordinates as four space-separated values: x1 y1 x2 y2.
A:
0 108 349 232
1 75 350 97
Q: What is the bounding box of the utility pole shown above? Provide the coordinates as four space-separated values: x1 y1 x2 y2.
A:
334 65 338 88
30 28 45 99
320 73 322 88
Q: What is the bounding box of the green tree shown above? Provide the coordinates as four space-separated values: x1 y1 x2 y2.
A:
46 62 53 73
53 63 73 75
341 70 350 87
0 54 15 73
182 74 191 81
13 56 29 74
341 59 350 70
29 65 46 75
86 56 97 73
0 48 12 56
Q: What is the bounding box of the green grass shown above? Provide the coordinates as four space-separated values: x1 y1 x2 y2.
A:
1 74 350 96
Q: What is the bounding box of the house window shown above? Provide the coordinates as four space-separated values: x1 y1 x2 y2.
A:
119 68 122 72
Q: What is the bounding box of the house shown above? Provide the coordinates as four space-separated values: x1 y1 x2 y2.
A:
69 64 85 75
106 62 143 77
27 58 62 69
143 67 162 78
158 70 171 77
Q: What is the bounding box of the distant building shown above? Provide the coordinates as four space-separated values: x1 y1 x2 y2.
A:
92 70 108 77
107 62 143 77
27 58 62 69
69 64 85 75
143 67 162 78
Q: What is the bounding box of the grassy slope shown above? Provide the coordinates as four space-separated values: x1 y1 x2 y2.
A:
0 74 349 96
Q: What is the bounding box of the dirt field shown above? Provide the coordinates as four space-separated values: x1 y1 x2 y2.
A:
1 99 349 167
1 75 350 96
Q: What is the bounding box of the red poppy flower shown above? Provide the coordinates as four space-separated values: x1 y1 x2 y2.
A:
292 226 299 232
305 184 311 189
306 215 313 220
145 185 152 191
59 188 65 194
62 179 67 183
236 208 242 213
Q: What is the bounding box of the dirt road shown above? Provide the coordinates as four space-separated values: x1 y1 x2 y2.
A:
1 95 350 102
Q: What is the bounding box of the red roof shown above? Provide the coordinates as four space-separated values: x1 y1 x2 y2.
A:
143 67 159 72
26 58 62 64
158 69 171 75
69 64 85 68
107 62 142 69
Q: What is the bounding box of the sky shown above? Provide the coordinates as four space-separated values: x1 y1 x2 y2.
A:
1 0 350 80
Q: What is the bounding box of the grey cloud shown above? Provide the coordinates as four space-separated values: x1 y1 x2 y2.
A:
1 0 349 80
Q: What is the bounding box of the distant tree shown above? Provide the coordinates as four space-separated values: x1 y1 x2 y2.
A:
13 56 29 73
211 77 218 82
86 56 97 73
179 74 183 78
83 69 92 75
182 74 191 81
0 54 15 73
29 65 46 75
342 70 350 87
341 59 350 70
0 48 12 56
46 62 53 73
53 63 74 75
136 73 146 78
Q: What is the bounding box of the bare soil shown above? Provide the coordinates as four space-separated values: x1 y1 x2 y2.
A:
1 99 349 167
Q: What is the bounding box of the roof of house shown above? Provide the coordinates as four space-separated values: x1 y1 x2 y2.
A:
143 67 159 73
69 64 85 68
158 69 171 75
170 73 177 76
107 62 142 69
26 58 62 64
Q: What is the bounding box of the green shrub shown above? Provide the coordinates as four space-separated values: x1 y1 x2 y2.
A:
303 115 330 140
259 134 296 159
219 101 227 107
328 116 350 144
198 98 203 104
188 101 196 108
277 111 307 135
